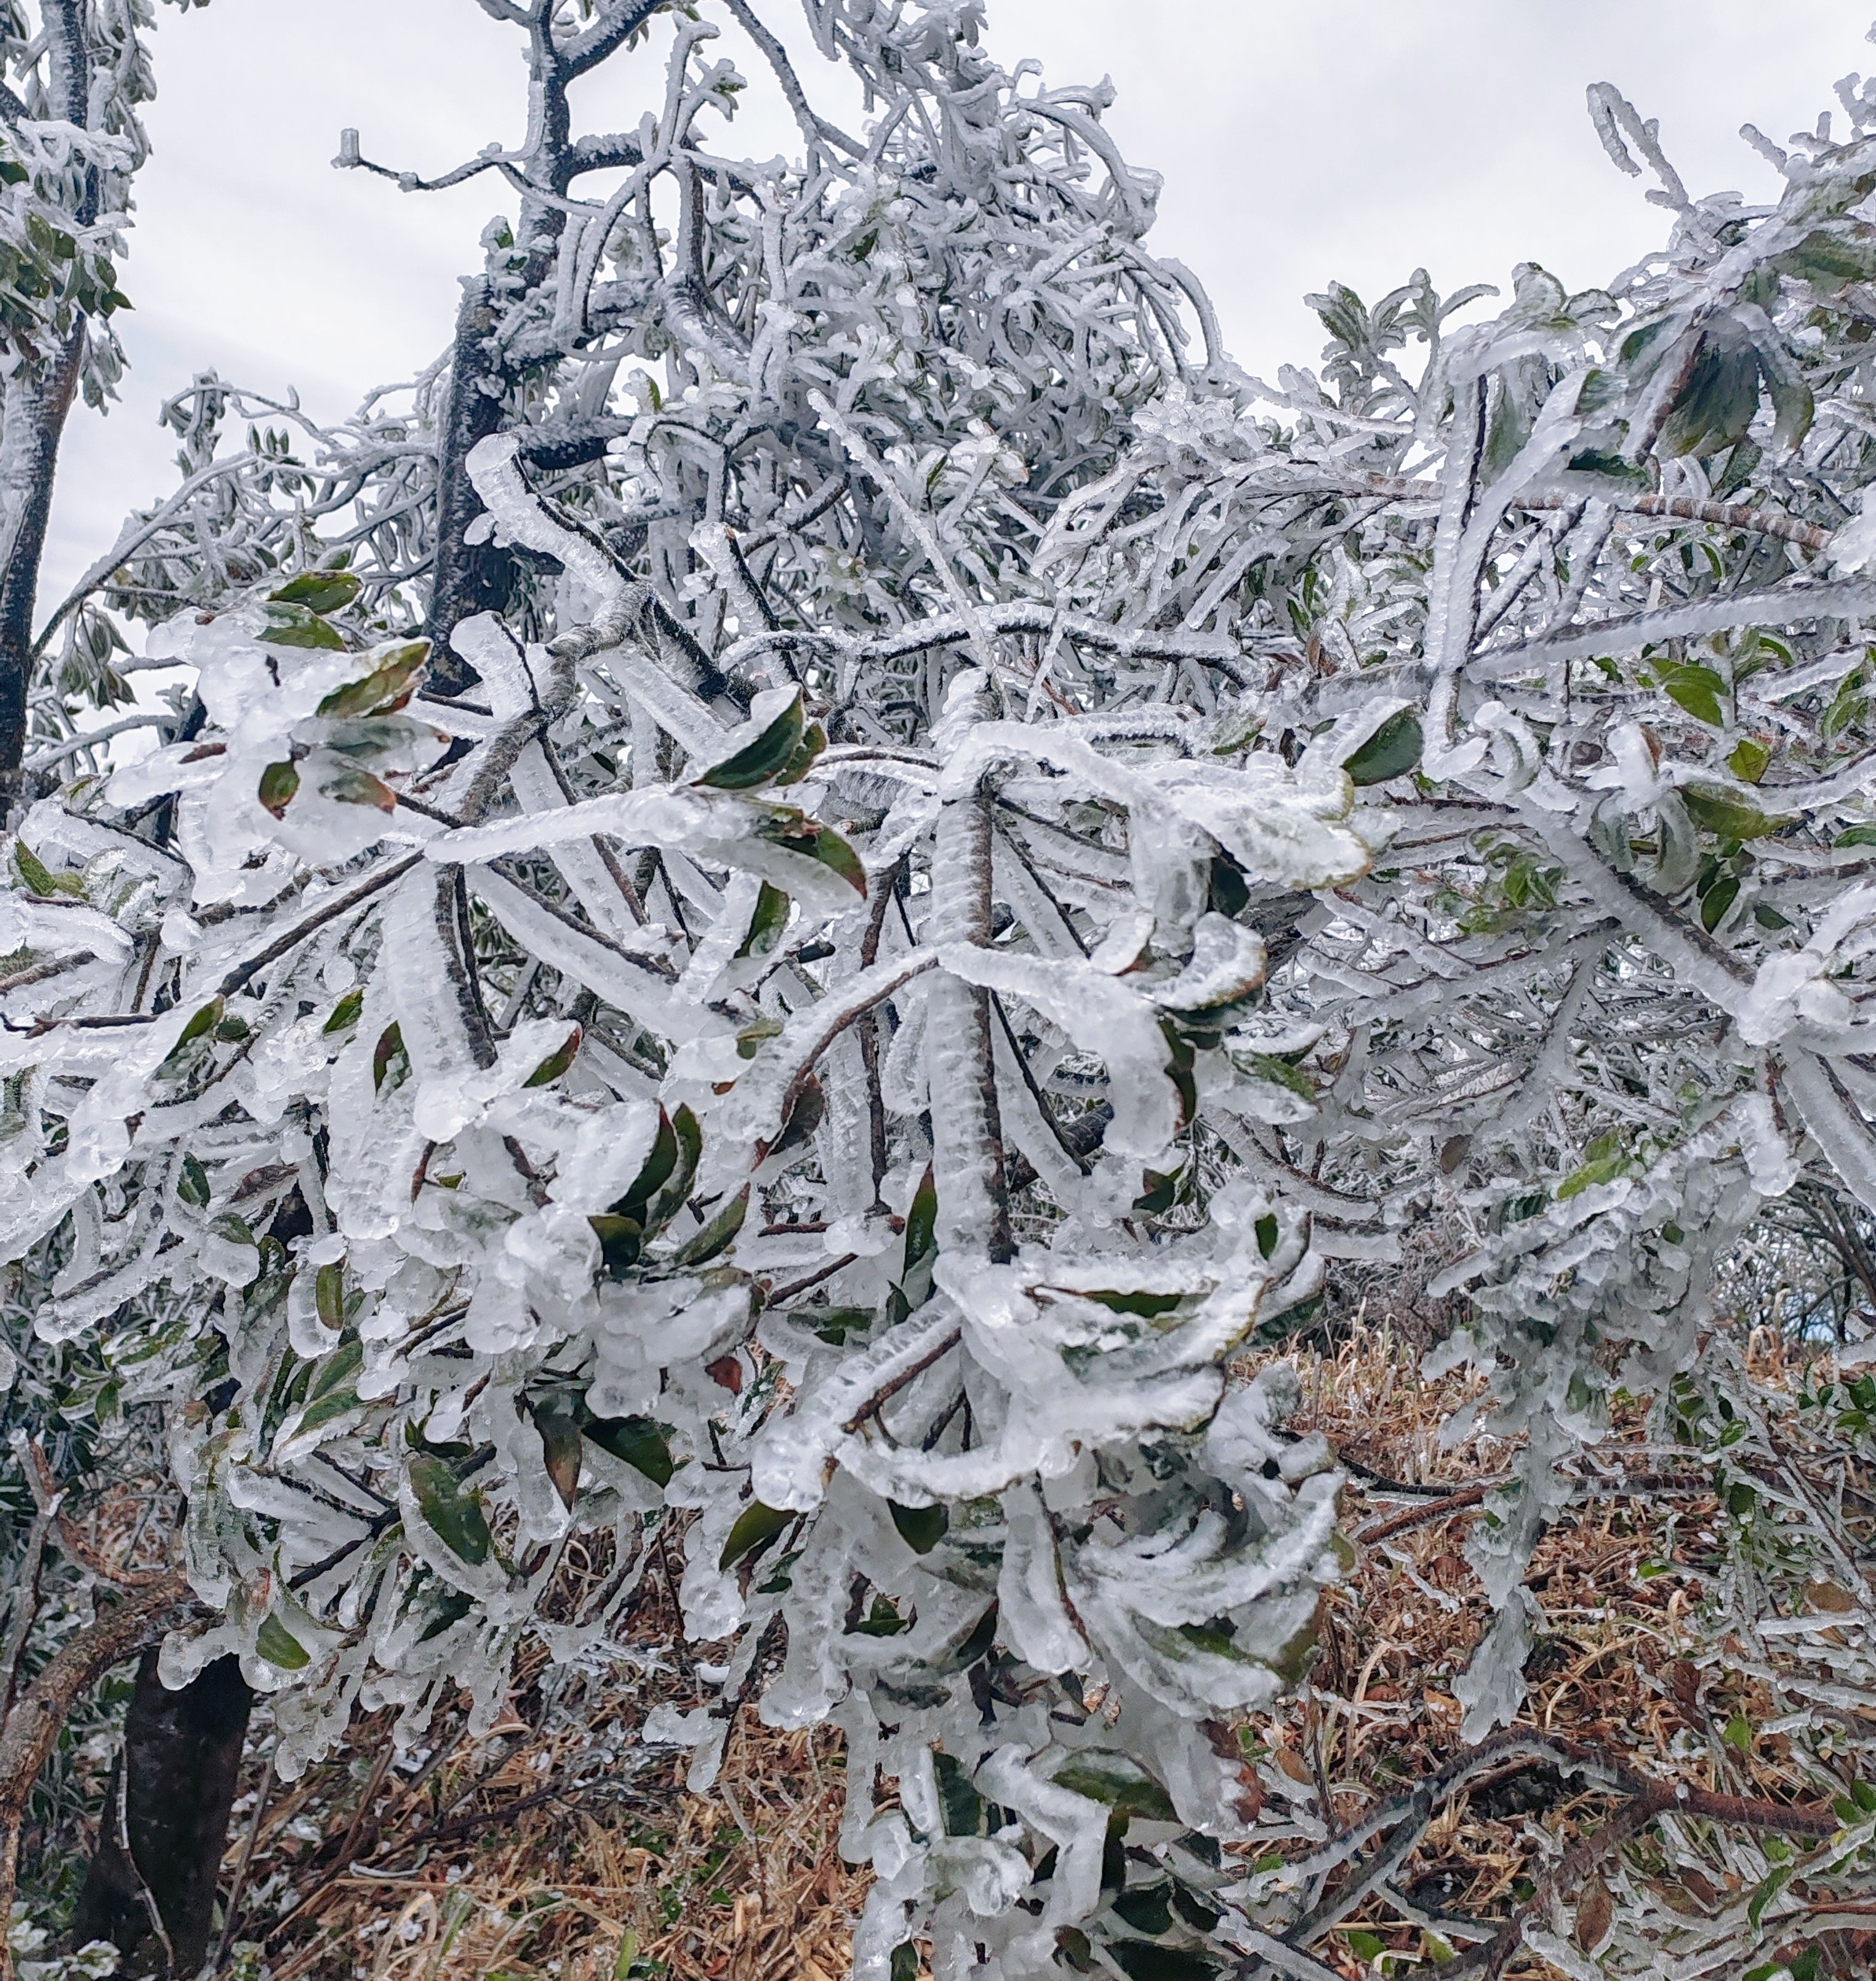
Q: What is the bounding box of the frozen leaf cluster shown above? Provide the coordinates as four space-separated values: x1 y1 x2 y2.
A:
13 4 1876 1977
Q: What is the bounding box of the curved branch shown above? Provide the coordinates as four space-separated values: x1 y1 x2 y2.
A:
0 1573 196 1981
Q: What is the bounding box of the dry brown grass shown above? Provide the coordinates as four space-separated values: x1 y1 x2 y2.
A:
235 1628 865 1981
256 1721 859 1981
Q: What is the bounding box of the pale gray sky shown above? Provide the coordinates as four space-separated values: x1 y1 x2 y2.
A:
40 1 1876 615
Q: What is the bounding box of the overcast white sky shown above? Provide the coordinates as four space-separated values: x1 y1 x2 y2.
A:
38 1 1876 617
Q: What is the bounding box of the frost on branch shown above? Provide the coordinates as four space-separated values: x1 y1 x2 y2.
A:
0 7 1363 1974
1036 64 1876 1740
18 2 1876 1974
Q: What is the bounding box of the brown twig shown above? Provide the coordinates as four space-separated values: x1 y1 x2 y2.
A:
1356 1470 1718 1546
1444 1764 1840 1980
840 1326 963 1435
1358 1483 1493 1545
0 1572 194 1981
19 1439 174 1587
210 1751 275 1971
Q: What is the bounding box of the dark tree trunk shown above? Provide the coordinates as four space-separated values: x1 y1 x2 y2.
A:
425 278 514 693
0 0 95 821
0 331 84 817
0 1575 191 1981
70 1653 253 1974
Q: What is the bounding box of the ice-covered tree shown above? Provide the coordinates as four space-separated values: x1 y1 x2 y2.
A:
1 0 207 811
7 4 1876 1978
4 7 1356 1974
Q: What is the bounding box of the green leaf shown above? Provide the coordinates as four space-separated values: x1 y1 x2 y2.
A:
1343 708 1423 786
932 1751 985 1838
524 1023 582 1087
1105 1945 1220 1981
1836 825 1876 849
889 1501 950 1554
1341 1930 1387 1963
612 1931 639 1981
1556 1136 1632 1200
851 1595 910 1636
1774 225 1876 289
792 1305 873 1347
299 1339 365 1435
736 881 792 959
1823 668 1869 741
1051 1751 1177 1822
176 996 225 1048
640 1104 702 1238
942 1601 999 1675
588 1214 643 1279
764 1076 825 1163
1728 736 1771 783
1209 710 1262 756
315 1260 347 1330
1658 662 1725 727
581 1413 673 1488
1208 852 1250 918
317 766 397 812
323 986 365 1033
13 842 65 897
1701 873 1740 932
903 1166 938 1269
258 759 300 818
1112 1885 1174 1935
177 1155 212 1209
669 1185 748 1266
1566 447 1651 485
1053 1927 1097 1974
408 1454 492 1566
1169 1886 1222 1934
1658 338 1761 460
1132 1170 1180 1217
315 639 430 718
718 1499 793 1571
255 1614 311 1670
534 1401 583 1510
270 570 363 614
752 806 868 897
260 602 347 650
1770 374 1815 454
1680 783 1797 841
1255 1212 1280 1259
1233 1051 1317 1100
416 1583 475 1643
889 1943 919 1981
372 1025 411 1098
1747 1863 1794 1930
1081 1287 1185 1320
1723 1711 1754 1753
611 1108 679 1219
696 690 806 790
295 1382 363 1438
775 719 828 786
737 1011 784 1061
308 1336 363 1401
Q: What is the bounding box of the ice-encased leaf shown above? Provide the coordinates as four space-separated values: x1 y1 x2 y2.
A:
407 1455 493 1568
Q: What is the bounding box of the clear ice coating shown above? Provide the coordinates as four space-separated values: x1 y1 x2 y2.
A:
11 3 1876 1975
